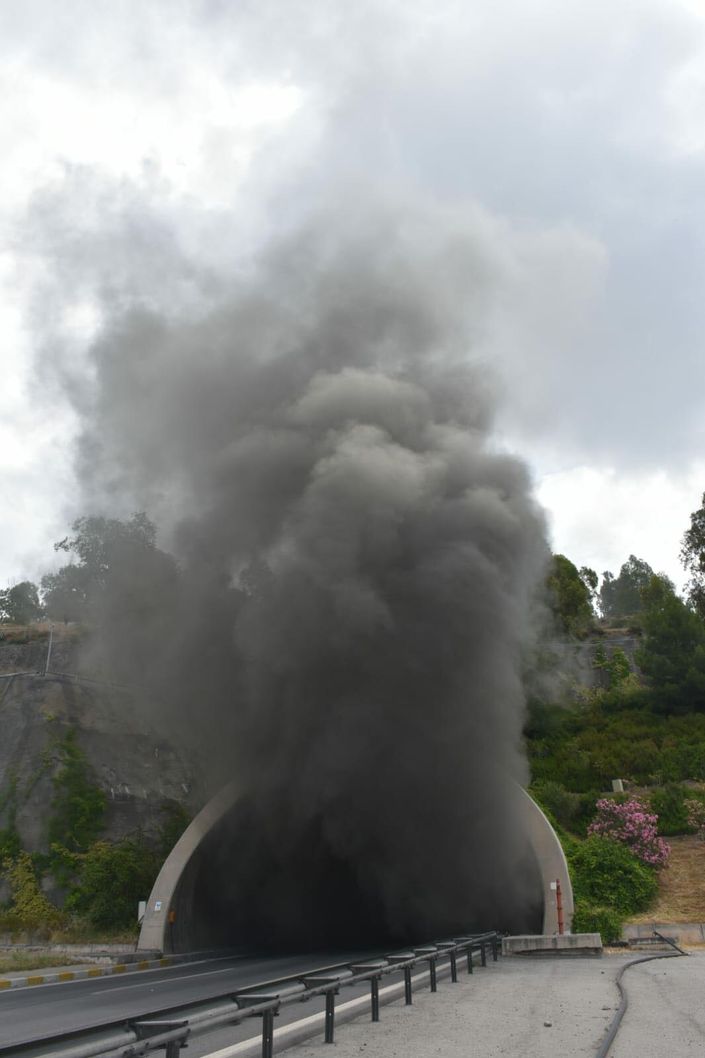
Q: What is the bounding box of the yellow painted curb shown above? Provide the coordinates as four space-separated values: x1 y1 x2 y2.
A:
87 968 102 977
137 960 150 970
160 958 170 966
57 972 75 982
0 980 11 989
27 976 44 986
112 964 127 974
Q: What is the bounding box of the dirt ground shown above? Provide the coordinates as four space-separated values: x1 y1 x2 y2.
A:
630 835 705 922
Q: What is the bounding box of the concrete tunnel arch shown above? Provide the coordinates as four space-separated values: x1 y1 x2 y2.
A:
138 784 573 953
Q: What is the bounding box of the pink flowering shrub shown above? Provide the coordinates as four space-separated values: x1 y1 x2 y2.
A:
588 798 670 867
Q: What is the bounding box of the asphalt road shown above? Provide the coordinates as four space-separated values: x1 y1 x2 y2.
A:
0 950 376 1052
9 948 701 1058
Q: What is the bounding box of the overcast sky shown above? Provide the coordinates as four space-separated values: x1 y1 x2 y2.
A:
2 0 704 589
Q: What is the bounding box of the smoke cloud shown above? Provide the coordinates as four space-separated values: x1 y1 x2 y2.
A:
50 192 550 942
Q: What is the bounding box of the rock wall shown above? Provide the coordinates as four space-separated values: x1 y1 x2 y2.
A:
0 628 199 857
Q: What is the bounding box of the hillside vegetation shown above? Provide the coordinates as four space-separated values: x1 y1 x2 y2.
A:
530 506 705 939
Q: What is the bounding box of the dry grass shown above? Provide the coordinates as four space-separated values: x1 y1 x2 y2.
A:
0 952 85 973
0 622 83 644
0 623 50 643
629 835 705 922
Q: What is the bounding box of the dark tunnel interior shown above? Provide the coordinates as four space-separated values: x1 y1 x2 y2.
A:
167 798 545 953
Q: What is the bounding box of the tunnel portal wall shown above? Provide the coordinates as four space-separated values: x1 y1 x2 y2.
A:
138 784 573 953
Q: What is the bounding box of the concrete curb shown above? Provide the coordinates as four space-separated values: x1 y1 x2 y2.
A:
0 951 214 991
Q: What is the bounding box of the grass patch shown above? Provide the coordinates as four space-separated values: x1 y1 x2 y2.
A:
0 623 50 644
628 835 705 923
0 622 84 645
0 952 86 973
50 921 138 945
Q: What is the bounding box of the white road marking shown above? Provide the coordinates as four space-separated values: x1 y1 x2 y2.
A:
90 964 250 994
0 955 243 995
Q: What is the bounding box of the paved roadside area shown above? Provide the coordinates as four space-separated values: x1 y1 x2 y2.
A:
289 952 705 1058
612 951 705 1057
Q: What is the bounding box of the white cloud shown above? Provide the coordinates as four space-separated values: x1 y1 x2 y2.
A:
537 463 705 588
1 0 705 590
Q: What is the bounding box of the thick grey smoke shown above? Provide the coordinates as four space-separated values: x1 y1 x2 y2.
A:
60 195 550 941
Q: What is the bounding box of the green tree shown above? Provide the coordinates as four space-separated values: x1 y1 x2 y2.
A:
594 644 631 689
637 575 705 713
40 565 91 623
579 566 599 608
547 554 594 636
65 839 161 931
600 555 654 620
0 581 42 624
681 492 705 619
41 513 178 625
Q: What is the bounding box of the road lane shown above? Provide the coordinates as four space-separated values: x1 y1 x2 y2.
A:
0 951 371 1050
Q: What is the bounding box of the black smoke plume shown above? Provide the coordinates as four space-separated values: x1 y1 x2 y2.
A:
57 196 550 944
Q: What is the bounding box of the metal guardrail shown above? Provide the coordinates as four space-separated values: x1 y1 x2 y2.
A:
11 932 501 1058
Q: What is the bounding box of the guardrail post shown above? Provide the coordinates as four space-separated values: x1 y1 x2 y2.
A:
165 1044 181 1058
491 935 498 962
386 952 414 1006
262 1008 275 1058
413 947 438 992
370 976 381 1021
325 990 336 1043
480 942 487 967
404 964 413 1004
467 946 474 974
437 942 458 983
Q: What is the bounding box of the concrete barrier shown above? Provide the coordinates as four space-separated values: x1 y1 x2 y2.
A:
623 922 705 945
502 933 602 956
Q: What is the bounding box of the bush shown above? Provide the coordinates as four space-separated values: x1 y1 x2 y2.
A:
65 838 161 931
685 798 705 838
649 785 690 835
48 729 106 853
588 798 670 866
571 901 624 944
0 825 21 862
1 851 65 934
569 836 658 915
530 781 597 835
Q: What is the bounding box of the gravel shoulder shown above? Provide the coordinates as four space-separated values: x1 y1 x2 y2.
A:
290 953 632 1058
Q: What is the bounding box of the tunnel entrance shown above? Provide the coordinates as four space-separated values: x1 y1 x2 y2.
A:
164 795 545 953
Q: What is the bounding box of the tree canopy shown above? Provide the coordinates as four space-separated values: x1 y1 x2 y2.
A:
0 581 42 624
546 554 595 636
600 555 655 620
41 513 178 625
681 492 705 619
636 575 705 714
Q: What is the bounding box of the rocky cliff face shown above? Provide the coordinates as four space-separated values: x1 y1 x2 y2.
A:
0 627 199 856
